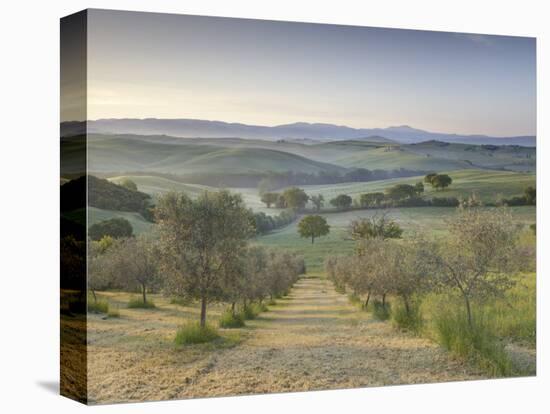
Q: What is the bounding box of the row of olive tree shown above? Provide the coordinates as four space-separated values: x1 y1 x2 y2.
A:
326 206 520 327
89 190 304 328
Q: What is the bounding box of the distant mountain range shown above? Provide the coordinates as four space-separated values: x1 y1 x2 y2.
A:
61 119 536 147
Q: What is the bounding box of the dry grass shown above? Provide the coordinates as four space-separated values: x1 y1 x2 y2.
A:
86 279 487 404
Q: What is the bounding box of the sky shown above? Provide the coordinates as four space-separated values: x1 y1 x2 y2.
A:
75 9 536 136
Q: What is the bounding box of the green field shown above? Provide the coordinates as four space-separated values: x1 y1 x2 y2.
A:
256 206 536 272
295 169 535 206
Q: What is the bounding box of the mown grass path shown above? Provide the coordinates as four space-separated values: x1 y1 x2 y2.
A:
87 277 486 403
174 277 484 398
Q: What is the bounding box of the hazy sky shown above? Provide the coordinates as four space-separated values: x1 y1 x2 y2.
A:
84 9 536 136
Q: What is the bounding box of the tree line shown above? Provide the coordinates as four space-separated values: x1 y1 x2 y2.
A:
89 190 305 328
325 203 521 328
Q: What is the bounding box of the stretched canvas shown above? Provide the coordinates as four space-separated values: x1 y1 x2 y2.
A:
60 9 537 405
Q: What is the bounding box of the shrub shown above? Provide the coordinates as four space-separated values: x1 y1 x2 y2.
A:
372 300 391 321
107 307 120 318
392 302 423 333
347 293 362 307
433 307 513 377
175 322 220 345
88 299 109 314
267 299 277 306
254 302 269 313
241 305 259 320
127 297 156 309
219 310 245 328
431 197 459 207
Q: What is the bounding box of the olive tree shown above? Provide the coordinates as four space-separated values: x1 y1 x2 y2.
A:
156 191 254 327
433 206 518 326
113 234 161 304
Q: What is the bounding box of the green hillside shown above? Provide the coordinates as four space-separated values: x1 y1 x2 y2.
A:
88 134 345 175
333 146 471 171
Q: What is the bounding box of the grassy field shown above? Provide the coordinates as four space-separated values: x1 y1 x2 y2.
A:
85 278 485 403
256 206 536 272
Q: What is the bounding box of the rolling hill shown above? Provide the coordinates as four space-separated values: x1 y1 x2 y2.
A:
88 134 346 175
87 134 535 179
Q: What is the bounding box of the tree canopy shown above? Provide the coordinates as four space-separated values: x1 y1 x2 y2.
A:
155 190 255 327
330 194 353 210
298 215 330 244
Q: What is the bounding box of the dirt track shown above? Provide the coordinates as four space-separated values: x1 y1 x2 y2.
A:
87 277 485 404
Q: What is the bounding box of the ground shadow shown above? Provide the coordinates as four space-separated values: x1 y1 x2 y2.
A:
36 380 59 394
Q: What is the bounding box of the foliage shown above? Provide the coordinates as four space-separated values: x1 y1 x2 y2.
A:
260 192 280 208
349 213 403 241
89 217 133 241
156 190 255 327
87 175 151 213
298 215 330 244
392 301 423 333
372 300 391 321
174 322 220 345
88 298 109 314
385 184 417 201
430 174 453 190
254 210 296 235
330 194 353 210
127 297 156 309
359 192 385 208
310 194 325 211
219 310 245 328
119 178 138 191
431 206 518 326
433 305 513 376
282 187 309 210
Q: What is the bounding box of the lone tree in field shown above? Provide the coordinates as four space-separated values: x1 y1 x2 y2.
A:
310 194 325 212
282 187 309 211
429 174 452 191
156 191 254 327
330 194 353 210
433 206 518 327
260 192 280 208
424 173 437 184
298 215 330 244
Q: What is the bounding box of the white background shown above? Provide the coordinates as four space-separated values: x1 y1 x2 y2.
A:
0 0 547 412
